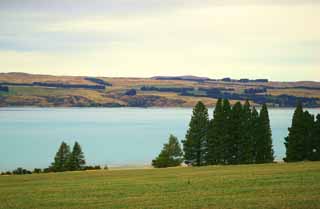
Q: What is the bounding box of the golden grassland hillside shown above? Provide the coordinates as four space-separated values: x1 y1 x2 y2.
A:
0 72 320 107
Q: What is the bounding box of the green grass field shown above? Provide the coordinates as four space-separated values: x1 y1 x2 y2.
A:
1 162 320 209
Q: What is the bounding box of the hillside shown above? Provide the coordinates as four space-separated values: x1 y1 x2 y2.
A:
0 73 320 107
1 162 320 209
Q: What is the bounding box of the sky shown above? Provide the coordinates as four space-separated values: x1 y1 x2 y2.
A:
0 0 319 81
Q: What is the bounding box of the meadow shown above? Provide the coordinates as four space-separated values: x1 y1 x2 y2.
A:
1 162 320 209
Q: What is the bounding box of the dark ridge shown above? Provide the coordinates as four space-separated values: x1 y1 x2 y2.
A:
152 75 210 82
0 86 9 92
141 86 194 93
32 82 106 90
180 90 319 107
0 82 106 90
198 87 234 92
124 89 137 96
222 78 269 83
244 88 267 94
84 77 112 86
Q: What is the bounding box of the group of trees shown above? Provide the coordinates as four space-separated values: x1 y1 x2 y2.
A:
153 99 274 167
183 99 274 166
284 102 320 162
50 141 86 172
1 142 106 175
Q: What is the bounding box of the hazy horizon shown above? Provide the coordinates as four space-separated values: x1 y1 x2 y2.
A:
1 0 319 81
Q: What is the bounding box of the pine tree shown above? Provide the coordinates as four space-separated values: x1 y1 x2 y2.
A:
255 104 274 163
240 100 254 164
152 135 183 168
67 142 86 171
250 107 260 163
183 101 209 166
228 101 243 164
304 111 316 161
206 98 223 165
284 102 306 162
221 99 232 164
51 142 70 172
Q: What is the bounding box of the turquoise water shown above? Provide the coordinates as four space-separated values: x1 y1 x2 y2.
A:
0 107 319 170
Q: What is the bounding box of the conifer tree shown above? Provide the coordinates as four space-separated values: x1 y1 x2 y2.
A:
250 107 260 163
228 101 243 164
67 142 86 171
206 99 223 165
183 101 209 166
256 104 274 163
152 135 183 168
240 100 254 164
221 99 232 164
51 142 70 172
303 111 315 160
284 102 306 162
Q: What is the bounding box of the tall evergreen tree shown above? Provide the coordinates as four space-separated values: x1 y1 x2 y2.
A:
67 142 86 171
240 100 254 164
221 99 232 164
256 104 274 163
206 98 223 165
228 101 243 164
51 142 70 172
183 101 209 166
250 107 260 163
284 102 306 162
304 111 315 160
152 135 183 168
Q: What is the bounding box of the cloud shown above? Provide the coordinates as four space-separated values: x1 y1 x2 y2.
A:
0 0 319 80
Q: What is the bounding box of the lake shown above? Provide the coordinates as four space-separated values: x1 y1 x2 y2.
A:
0 107 319 170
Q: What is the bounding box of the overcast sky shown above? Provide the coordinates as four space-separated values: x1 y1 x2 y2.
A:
0 0 319 81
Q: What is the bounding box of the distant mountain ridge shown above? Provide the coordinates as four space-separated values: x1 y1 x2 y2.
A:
0 72 319 107
152 75 211 82
152 75 269 83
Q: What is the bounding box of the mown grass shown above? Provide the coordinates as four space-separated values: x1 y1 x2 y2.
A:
1 162 320 209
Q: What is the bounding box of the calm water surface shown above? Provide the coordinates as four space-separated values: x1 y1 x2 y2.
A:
1 107 319 170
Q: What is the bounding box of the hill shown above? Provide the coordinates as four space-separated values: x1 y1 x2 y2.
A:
0 72 320 107
0 162 320 209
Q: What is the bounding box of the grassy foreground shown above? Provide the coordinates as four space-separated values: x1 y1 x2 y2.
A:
1 162 320 209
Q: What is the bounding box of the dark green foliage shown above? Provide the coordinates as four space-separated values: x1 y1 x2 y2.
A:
228 101 243 164
51 142 71 172
284 102 320 162
50 141 86 172
240 100 255 164
1 171 12 175
206 99 223 164
183 101 209 166
33 168 42 174
284 102 308 162
310 114 320 160
220 99 232 164
67 142 86 171
152 135 183 168
256 104 274 163
12 167 32 175
202 99 274 166
304 111 315 160
250 107 260 163
284 102 305 162
84 165 101 170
